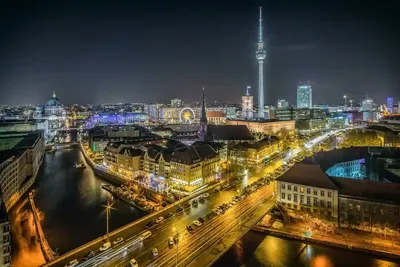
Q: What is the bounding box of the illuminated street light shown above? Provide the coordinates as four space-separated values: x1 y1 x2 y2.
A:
102 201 115 242
343 95 347 106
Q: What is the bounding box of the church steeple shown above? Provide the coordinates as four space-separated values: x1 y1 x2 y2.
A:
198 86 207 141
52 90 56 98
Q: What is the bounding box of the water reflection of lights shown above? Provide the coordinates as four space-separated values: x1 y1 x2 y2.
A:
311 255 333 267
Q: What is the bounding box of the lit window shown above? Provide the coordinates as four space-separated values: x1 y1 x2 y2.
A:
300 187 304 193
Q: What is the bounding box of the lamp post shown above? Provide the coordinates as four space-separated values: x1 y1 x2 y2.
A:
103 201 114 242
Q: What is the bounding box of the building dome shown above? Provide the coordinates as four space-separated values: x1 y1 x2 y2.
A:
46 91 61 106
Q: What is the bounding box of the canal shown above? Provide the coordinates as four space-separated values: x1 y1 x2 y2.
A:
214 230 399 267
10 131 146 266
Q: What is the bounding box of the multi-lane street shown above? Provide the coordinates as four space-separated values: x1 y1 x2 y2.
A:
84 175 275 267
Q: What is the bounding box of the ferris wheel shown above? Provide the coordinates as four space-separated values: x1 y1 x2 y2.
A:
180 107 195 124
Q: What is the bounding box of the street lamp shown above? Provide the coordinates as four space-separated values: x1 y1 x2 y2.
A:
102 201 115 242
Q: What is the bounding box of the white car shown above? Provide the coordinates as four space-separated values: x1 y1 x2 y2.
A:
99 241 111 252
113 237 124 246
152 248 159 257
203 193 209 198
64 259 79 267
193 220 202 227
155 216 164 224
130 259 138 267
168 237 174 246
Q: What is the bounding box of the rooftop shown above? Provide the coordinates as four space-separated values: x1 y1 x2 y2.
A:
232 136 279 151
206 125 254 141
276 164 338 190
330 177 400 204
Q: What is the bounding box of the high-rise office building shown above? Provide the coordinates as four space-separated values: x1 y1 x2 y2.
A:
277 99 289 109
242 86 254 120
386 97 394 113
296 83 312 108
361 99 374 111
171 98 183 108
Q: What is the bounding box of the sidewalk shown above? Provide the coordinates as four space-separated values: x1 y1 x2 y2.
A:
254 216 400 260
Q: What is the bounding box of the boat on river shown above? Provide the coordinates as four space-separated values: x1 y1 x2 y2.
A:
74 161 86 169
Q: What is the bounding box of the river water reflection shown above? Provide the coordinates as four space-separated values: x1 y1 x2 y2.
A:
30 132 145 253
214 231 399 267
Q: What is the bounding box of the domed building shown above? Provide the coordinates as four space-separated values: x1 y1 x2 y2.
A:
44 91 64 117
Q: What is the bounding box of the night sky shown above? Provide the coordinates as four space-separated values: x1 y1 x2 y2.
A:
0 0 398 106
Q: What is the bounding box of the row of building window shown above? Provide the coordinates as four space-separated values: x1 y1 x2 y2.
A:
281 184 332 197
281 193 332 208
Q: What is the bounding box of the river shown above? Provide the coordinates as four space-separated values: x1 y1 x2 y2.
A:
10 131 146 266
214 230 399 267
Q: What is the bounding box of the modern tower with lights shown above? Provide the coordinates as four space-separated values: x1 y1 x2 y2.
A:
256 6 266 119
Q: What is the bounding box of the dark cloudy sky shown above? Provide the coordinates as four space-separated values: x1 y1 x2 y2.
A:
0 0 399 106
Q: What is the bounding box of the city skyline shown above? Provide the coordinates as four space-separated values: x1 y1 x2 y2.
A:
0 1 398 106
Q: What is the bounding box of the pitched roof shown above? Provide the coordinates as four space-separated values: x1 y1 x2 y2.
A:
276 164 338 190
118 147 142 157
206 111 226 118
330 177 400 204
206 125 254 141
232 136 280 151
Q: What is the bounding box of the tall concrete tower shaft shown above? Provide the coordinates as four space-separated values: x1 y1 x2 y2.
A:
256 6 266 119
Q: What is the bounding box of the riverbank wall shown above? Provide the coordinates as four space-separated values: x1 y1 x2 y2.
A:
252 225 400 261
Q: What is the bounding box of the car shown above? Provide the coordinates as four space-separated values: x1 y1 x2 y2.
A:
266 180 270 185
164 212 173 219
198 217 205 223
140 230 152 241
155 216 164 224
168 237 174 246
184 203 191 209
203 193 209 198
191 200 198 207
145 221 155 229
152 248 158 257
99 241 111 252
161 201 168 207
193 220 202 227
186 225 194 233
113 237 124 246
130 258 139 267
65 259 79 267
83 250 95 261
176 206 183 213
198 195 204 201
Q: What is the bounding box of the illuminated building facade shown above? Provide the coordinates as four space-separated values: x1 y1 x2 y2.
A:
206 111 226 125
104 139 225 188
44 91 65 117
171 98 183 108
230 136 281 166
0 131 44 210
387 97 394 113
296 84 312 108
256 7 266 119
361 99 374 111
242 86 254 120
226 119 295 134
146 104 164 121
0 200 11 266
277 99 289 109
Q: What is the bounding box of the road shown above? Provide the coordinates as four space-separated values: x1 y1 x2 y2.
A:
87 180 275 267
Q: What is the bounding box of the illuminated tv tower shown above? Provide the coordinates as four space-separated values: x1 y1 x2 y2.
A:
256 6 266 119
